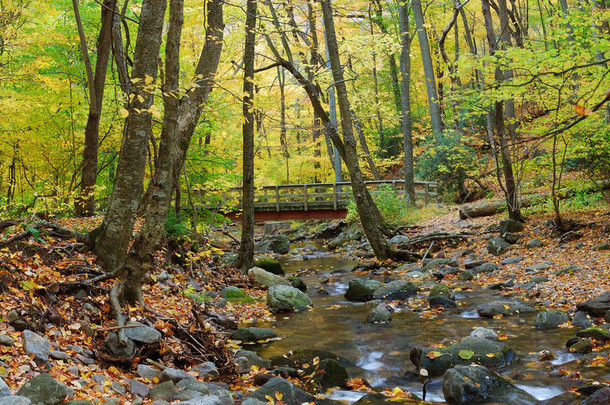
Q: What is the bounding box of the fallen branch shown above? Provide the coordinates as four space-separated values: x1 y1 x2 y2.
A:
0 219 25 232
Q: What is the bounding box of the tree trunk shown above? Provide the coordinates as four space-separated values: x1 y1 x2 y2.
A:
412 0 443 136
399 2 415 205
118 0 183 303
91 0 167 272
234 0 257 272
321 0 394 260
73 0 117 216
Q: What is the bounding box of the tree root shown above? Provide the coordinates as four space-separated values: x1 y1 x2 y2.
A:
109 282 128 346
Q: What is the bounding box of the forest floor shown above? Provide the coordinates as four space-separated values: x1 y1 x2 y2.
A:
0 203 610 404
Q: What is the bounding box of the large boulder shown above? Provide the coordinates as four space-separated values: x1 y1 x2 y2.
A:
535 310 570 329
345 279 382 302
16 373 69 405
269 235 291 254
487 237 512 256
499 219 525 234
373 280 419 301
410 336 517 378
248 267 290 288
267 285 312 312
219 286 255 303
577 292 610 317
442 365 535 405
477 301 537 317
249 378 315 405
253 258 285 275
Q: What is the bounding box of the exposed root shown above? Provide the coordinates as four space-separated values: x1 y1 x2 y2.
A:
109 282 128 346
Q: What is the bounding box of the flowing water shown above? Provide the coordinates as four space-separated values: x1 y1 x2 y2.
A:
250 253 606 403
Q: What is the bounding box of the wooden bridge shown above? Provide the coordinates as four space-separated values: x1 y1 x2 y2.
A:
208 180 438 221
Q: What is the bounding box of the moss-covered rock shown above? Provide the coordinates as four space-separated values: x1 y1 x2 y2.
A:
254 258 285 275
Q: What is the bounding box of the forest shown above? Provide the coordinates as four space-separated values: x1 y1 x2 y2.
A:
1 0 610 404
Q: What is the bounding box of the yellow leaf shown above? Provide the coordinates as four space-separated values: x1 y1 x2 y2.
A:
275 392 283 400
486 353 495 358
312 356 320 365
427 351 443 359
575 104 593 116
145 74 154 85
503 304 510 309
119 108 129 118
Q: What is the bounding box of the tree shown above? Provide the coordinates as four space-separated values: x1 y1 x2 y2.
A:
399 1 415 204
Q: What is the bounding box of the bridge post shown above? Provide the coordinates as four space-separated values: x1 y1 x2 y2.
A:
303 184 309 211
275 186 280 211
424 183 430 204
333 183 338 210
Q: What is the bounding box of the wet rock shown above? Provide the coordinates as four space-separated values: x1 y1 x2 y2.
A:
248 267 290 288
573 311 593 329
536 310 569 328
231 327 277 343
442 364 535 405
536 349 555 361
267 285 312 312
17 373 68 405
327 232 350 250
499 219 524 234
104 332 135 357
148 381 175 401
158 368 195 384
428 284 456 308
487 279 514 290
253 258 285 275
345 279 382 302
577 327 610 341
577 292 610 317
307 358 349 389
270 349 353 369
477 301 537 317
411 336 517 377
124 322 162 344
473 263 498 274
373 280 419 301
0 397 31 405
249 378 315 405
469 327 497 341
269 235 291 254
22 330 51 364
367 303 393 323
568 339 593 354
286 276 306 292
487 238 511 256
0 334 14 347
525 239 543 248
582 386 610 404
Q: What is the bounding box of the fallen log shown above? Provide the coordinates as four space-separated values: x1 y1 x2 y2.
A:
459 179 610 219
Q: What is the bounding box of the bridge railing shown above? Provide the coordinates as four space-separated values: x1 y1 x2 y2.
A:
215 179 438 213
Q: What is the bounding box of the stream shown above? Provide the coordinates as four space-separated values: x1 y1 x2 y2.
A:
249 252 609 403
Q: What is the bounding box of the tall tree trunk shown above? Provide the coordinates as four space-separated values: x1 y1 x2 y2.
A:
234 0 257 272
278 65 290 182
399 2 415 205
73 0 118 216
352 114 380 180
321 0 394 259
412 0 443 135
119 0 183 303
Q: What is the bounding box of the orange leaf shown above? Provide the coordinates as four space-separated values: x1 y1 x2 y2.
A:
575 104 593 116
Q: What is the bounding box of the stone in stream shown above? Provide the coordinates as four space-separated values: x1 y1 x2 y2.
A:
428 284 456 308
576 327 610 341
269 348 353 369
286 276 306 292
410 336 518 378
477 301 537 317
577 292 610 317
573 311 593 329
248 267 290 288
442 365 536 405
249 378 315 405
16 373 69 405
231 327 277 343
535 310 570 329
372 280 419 301
582 386 610 404
367 303 393 323
469 327 497 341
344 279 382 302
267 285 312 312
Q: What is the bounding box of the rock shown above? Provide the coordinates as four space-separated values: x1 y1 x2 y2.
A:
286 276 306 292
526 239 543 248
124 322 162 344
487 280 514 290
367 304 393 323
469 327 497 341
316 221 346 239
242 399 267 405
535 310 569 328
137 364 160 379
0 397 31 405
477 301 537 317
104 332 135 357
248 267 290 288
0 334 15 347
327 232 350 250
422 258 459 272
190 362 219 379
577 292 610 317
231 327 277 342
428 284 456 308
593 242 610 251
502 232 521 244
463 258 484 269
158 368 195 384
530 275 549 284
389 235 410 248
442 365 535 405
582 387 610 404
148 381 175 402
63 401 94 405
249 378 315 405
573 311 593 329
267 285 312 312
269 235 291 254
0 378 10 397
235 349 271 369
373 280 419 301
457 271 473 281
487 237 511 256
49 351 69 360
525 263 550 272
129 379 150 398
577 327 610 341
22 330 51 364
307 358 349 389
472 263 498 274
253 258 285 275
557 265 580 276
177 395 233 405
569 338 594 354
219 287 255 303
411 336 518 378
270 349 353 369
499 219 524 234
16 373 68 405
502 256 524 265
345 279 382 302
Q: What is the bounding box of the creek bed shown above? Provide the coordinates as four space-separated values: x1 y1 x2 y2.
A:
251 254 601 403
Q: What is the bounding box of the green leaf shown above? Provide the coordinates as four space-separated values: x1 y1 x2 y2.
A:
458 350 474 360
